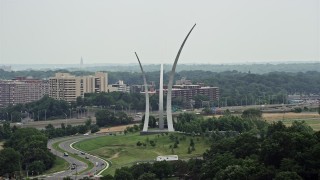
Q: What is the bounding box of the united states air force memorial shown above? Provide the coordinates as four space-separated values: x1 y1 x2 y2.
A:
135 24 196 134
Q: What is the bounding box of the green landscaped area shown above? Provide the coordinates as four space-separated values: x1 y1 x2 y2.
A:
263 112 320 131
74 133 211 175
44 156 69 174
273 119 320 131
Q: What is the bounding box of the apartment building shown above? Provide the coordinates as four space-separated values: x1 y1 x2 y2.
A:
162 78 219 103
0 78 49 108
49 72 108 102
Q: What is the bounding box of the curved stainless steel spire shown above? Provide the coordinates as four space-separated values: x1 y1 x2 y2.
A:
166 24 196 131
135 52 150 132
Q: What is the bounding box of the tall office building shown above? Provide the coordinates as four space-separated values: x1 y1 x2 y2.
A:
0 78 49 108
49 72 108 102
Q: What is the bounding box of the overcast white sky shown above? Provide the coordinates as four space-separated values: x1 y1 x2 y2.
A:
0 0 319 65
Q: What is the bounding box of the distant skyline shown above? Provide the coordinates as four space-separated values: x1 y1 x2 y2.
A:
0 0 319 65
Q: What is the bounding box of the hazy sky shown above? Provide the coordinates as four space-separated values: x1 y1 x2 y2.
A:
0 0 319 65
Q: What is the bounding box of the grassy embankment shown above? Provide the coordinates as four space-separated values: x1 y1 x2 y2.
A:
74 133 210 175
204 112 320 131
52 141 94 174
44 156 69 174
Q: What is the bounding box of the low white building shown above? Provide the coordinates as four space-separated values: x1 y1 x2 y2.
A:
156 155 178 161
108 80 130 93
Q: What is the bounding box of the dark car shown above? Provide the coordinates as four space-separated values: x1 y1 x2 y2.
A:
81 152 85 155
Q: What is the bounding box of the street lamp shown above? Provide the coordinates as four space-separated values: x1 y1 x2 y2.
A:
63 113 68 126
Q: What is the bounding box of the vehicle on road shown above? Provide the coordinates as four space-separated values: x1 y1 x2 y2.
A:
85 156 89 159
81 152 85 155
64 152 69 157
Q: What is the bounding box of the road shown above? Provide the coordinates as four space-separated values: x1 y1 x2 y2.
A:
43 134 108 179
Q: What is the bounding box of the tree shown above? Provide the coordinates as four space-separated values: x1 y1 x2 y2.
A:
0 148 21 176
95 110 116 127
190 139 195 147
114 167 134 180
138 172 156 180
90 124 100 133
5 128 55 172
136 141 142 147
85 118 92 127
152 161 173 179
101 174 114 180
215 165 247 180
202 107 212 115
130 163 153 179
28 160 45 174
275 171 302 180
241 108 262 119
0 121 12 140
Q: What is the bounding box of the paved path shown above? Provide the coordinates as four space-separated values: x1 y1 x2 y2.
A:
43 134 108 179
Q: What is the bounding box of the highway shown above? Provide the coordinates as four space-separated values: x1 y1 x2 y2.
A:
43 134 109 179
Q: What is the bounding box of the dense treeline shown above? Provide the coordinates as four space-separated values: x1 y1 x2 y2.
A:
106 112 320 180
0 127 55 178
174 110 267 135
79 92 146 110
43 119 99 139
95 110 133 127
0 95 71 122
184 71 320 106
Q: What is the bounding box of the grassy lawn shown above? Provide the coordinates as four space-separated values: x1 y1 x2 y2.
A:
52 141 94 174
270 119 320 131
74 133 210 175
44 156 69 174
264 112 320 131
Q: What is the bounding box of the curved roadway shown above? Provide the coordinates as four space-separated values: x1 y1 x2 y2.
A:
44 134 109 179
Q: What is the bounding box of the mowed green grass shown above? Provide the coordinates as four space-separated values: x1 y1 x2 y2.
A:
74 133 210 175
274 119 320 131
44 156 69 174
